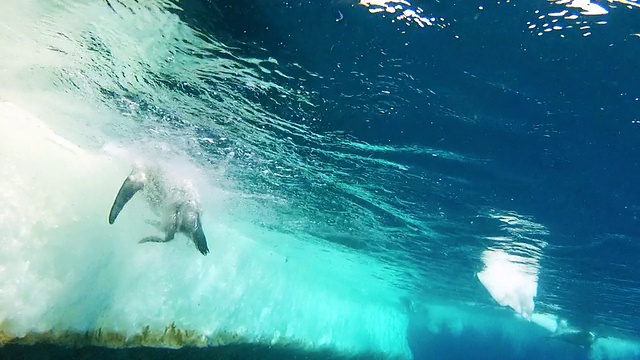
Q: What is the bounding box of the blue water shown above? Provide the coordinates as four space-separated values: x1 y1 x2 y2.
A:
198 0 640 319
1 0 639 359
184 0 640 358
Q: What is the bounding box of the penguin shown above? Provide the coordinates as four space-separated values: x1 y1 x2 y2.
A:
108 164 209 255
549 319 596 348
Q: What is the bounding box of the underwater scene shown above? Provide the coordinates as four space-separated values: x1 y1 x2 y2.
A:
0 0 639 359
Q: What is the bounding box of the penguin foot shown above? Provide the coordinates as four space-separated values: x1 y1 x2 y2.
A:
139 236 173 244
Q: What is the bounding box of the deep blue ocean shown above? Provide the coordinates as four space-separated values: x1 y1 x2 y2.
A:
189 1 640 358
0 0 639 359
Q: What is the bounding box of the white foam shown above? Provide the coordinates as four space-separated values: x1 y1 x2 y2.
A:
477 249 538 320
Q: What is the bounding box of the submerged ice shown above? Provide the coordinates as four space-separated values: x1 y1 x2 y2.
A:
0 101 411 357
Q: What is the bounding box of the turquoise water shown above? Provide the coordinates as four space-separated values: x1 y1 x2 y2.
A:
0 0 639 359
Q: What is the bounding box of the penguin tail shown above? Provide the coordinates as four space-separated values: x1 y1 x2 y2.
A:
191 214 209 255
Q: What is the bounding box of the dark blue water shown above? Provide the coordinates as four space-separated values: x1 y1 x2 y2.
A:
167 0 640 358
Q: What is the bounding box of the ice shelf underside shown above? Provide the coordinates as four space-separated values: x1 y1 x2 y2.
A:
0 325 400 360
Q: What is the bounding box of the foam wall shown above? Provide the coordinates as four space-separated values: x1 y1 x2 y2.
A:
0 102 411 358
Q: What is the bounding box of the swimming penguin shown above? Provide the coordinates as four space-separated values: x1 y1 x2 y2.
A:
108 164 209 255
549 320 596 348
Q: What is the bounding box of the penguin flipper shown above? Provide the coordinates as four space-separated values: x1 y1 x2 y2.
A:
108 173 145 224
191 214 209 255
